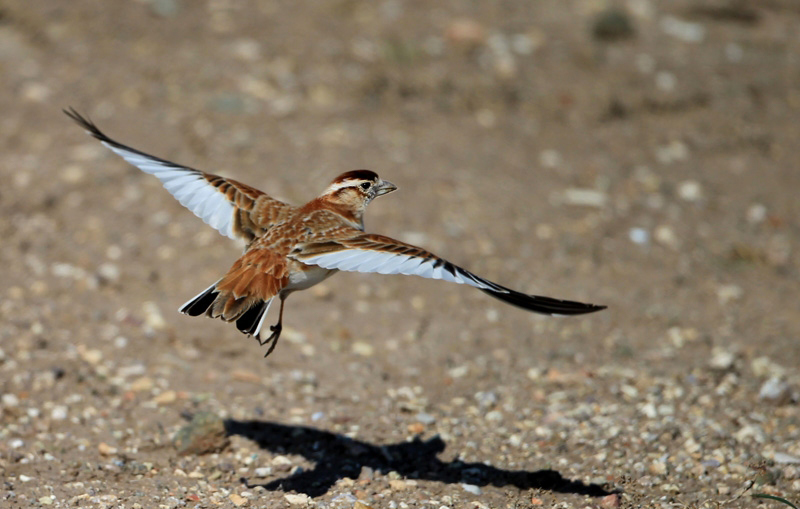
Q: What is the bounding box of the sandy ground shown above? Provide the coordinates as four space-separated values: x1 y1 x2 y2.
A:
1 1 799 508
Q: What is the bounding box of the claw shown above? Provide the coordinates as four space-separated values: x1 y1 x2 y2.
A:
262 323 282 358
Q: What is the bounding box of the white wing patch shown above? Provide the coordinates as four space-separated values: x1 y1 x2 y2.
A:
100 142 237 240
299 249 500 291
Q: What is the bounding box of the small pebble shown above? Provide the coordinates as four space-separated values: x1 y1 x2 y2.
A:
51 405 68 420
677 180 703 202
152 390 177 405
600 494 621 508
231 370 262 384
640 403 658 419
746 203 767 225
389 479 408 490
751 357 786 378
461 483 482 495
725 43 744 62
562 188 608 208
97 263 120 284
129 377 154 392
474 391 498 408
485 410 503 421
142 301 167 330
716 284 743 306
629 227 650 245
173 412 230 456
649 461 667 475
98 442 117 456
655 71 677 92
655 141 688 164
229 493 248 507
448 365 469 378
21 82 51 102
415 412 436 425
592 8 635 41
774 452 800 465
284 493 312 505
660 15 705 43
539 149 562 169
654 225 679 249
79 347 103 365
766 234 791 267
636 53 655 74
61 164 85 183
351 342 374 357
150 0 180 17
708 348 736 371
758 377 791 404
445 18 486 48
2 393 20 407
510 33 540 55
407 422 425 434
733 424 766 443
272 455 293 467
254 467 272 477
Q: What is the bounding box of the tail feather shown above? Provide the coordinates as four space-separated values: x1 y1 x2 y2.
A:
179 282 220 316
218 294 258 321
235 298 273 335
180 280 273 336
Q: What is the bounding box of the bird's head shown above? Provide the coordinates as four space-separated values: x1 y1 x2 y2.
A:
321 170 397 205
318 170 397 224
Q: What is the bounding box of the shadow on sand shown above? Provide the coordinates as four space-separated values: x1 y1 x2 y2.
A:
225 419 614 498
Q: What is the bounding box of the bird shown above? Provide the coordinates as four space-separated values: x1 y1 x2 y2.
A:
65 108 606 358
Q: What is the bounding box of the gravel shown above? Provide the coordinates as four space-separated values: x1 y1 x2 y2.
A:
0 1 798 508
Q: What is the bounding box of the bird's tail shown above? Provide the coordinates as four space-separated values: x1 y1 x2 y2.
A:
179 280 273 336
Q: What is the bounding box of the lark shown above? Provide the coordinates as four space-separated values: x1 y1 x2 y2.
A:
66 109 606 357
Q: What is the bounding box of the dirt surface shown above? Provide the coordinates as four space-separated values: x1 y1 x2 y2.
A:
1 1 799 508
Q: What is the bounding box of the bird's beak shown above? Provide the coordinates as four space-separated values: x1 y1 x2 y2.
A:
376 180 397 196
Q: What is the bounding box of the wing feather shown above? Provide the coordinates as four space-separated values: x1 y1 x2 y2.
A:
64 108 292 242
293 233 606 316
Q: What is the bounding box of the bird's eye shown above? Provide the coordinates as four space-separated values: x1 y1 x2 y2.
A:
359 182 372 191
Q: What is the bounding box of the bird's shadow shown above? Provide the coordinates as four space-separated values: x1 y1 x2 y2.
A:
224 419 614 498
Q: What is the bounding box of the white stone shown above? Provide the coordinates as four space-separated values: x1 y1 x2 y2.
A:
629 227 650 245
284 493 312 505
678 180 703 202
51 405 68 420
2 393 19 407
660 16 705 43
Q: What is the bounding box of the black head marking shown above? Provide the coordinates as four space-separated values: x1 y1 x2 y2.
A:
331 169 379 185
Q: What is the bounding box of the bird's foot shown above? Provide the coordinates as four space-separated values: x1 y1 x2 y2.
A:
261 323 282 358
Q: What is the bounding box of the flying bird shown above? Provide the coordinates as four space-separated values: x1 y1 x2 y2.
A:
65 108 606 357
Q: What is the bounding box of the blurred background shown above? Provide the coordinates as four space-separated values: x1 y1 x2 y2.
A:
1 1 799 507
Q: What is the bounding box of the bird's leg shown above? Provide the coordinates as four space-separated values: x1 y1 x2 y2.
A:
262 297 285 358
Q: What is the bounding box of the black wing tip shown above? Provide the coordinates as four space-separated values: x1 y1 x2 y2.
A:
481 287 607 316
63 107 113 143
575 303 607 314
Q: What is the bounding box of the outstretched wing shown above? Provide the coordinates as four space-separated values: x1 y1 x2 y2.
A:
64 108 293 243
292 233 606 316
